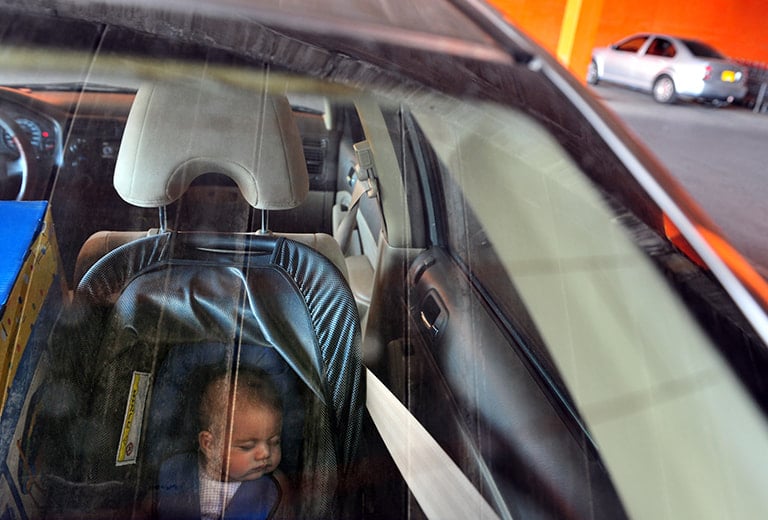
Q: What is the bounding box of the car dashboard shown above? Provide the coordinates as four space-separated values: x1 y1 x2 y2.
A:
0 92 61 161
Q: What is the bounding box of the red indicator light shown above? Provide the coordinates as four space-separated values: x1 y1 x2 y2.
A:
42 131 49 138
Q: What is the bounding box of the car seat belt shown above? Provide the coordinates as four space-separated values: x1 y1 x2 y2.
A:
334 140 378 254
366 370 503 520
334 176 376 254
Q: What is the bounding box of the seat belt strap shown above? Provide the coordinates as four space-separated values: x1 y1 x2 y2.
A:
334 177 376 254
366 370 502 520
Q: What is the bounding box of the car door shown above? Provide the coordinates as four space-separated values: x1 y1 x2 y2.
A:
634 37 677 89
602 35 649 86
361 98 629 519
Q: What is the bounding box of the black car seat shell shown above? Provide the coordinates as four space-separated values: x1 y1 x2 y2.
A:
74 228 350 286
40 232 363 518
33 77 365 518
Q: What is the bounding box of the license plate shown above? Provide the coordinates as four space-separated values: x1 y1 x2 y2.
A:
721 70 736 82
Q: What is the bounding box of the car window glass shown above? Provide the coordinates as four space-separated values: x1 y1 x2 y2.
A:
3 7 768 520
646 38 676 58
615 36 647 52
682 39 725 59
409 96 768 519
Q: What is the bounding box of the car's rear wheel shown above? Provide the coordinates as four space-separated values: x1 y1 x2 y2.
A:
586 60 599 85
652 75 676 104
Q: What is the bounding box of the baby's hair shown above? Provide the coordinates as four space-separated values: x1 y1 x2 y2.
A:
199 366 283 433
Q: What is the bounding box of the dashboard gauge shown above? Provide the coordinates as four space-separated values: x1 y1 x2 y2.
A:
2 117 43 152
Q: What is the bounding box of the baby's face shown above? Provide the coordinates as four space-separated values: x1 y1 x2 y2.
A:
202 402 282 481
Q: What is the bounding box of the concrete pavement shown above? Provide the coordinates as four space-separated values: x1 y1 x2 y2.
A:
589 83 768 277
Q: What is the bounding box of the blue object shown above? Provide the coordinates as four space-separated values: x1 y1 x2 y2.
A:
0 201 48 309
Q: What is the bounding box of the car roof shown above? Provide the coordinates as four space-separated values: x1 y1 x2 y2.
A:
16 0 515 62
620 32 714 48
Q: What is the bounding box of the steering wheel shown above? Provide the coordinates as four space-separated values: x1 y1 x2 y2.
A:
0 113 36 201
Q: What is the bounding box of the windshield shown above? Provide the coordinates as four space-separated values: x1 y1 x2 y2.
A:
411 98 768 517
2 6 768 520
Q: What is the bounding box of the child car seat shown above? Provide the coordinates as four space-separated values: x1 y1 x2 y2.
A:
37 232 363 519
31 76 365 519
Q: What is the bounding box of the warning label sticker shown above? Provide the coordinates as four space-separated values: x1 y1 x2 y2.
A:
116 371 151 466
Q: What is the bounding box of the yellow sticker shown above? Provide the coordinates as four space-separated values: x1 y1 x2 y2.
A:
116 371 151 466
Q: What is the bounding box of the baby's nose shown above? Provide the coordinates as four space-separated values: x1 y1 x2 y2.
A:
254 442 270 460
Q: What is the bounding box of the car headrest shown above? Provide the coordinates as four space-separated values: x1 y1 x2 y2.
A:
114 80 309 209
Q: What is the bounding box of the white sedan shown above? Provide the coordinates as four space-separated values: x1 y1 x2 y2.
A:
588 33 748 104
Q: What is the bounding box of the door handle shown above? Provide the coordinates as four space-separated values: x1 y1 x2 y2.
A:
419 291 445 338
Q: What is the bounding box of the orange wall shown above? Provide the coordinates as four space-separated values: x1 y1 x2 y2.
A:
597 0 768 64
491 0 566 52
490 0 768 78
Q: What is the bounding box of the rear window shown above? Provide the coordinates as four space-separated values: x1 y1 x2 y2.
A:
682 39 725 59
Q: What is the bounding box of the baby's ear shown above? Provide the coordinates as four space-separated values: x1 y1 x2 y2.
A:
199 430 214 456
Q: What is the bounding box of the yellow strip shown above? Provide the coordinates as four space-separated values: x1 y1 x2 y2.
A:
556 0 583 67
117 374 141 462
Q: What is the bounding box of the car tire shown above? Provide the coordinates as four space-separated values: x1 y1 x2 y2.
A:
652 75 676 104
586 60 599 85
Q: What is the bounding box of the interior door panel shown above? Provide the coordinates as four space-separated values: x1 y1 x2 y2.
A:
402 246 627 520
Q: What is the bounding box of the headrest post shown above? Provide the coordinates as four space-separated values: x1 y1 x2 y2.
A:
158 206 168 233
258 209 270 235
